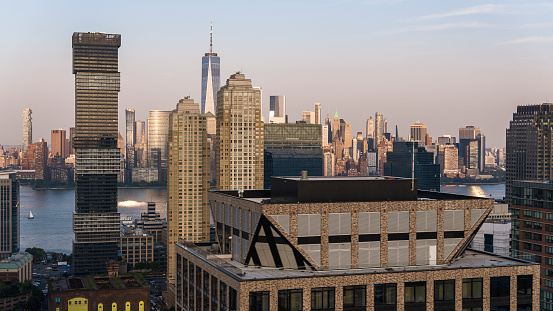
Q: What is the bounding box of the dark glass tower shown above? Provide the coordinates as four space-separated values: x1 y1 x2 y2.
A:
201 23 220 115
72 32 121 276
384 141 440 191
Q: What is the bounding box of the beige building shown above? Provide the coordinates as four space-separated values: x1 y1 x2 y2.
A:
438 144 459 176
166 98 210 287
410 121 428 144
216 73 264 190
314 103 321 124
302 111 315 124
119 228 154 268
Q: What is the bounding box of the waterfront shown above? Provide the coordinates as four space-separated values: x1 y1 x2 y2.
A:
20 186 167 254
19 183 505 254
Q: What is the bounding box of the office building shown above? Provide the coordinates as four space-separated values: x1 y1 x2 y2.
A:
263 123 323 189
72 32 121 276
135 202 167 244
315 102 321 124
384 141 440 191
459 125 486 175
471 203 510 257
366 117 373 139
119 227 154 268
510 180 553 310
48 274 150 311
69 127 76 155
0 253 32 282
374 112 384 149
125 108 135 151
21 109 32 155
216 72 264 190
269 95 286 124
437 144 459 176
410 121 427 144
302 111 315 124
506 104 553 204
201 23 220 115
51 129 67 158
0 172 19 259
437 135 456 146
147 110 171 170
135 120 146 146
175 176 539 311
167 98 210 288
322 124 329 147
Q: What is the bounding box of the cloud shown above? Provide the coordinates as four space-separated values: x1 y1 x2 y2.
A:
498 36 553 45
386 22 496 34
417 4 504 20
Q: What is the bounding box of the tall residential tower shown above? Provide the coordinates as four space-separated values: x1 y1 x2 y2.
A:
216 73 264 190
166 98 210 286
0 172 19 259
201 23 220 115
22 109 32 155
72 32 121 276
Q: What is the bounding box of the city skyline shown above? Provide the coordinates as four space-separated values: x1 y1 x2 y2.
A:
2 1 553 147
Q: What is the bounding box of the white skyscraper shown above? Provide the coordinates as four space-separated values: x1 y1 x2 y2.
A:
201 23 220 115
22 108 32 155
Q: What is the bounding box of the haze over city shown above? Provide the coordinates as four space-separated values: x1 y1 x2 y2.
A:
2 0 553 147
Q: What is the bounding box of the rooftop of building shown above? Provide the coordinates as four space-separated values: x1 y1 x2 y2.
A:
178 242 536 282
50 274 148 292
513 180 553 189
0 253 32 269
211 176 489 204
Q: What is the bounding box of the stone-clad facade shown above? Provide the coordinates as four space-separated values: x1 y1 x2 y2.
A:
175 176 540 311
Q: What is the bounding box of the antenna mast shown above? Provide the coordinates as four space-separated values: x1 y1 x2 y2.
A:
210 22 213 54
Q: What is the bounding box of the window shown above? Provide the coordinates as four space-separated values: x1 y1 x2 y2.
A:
343 285 366 310
229 287 237 311
491 276 510 297
311 287 335 310
517 275 532 295
374 283 397 305
278 289 302 311
405 282 426 303
249 291 269 311
462 278 483 299
484 234 494 252
434 280 455 301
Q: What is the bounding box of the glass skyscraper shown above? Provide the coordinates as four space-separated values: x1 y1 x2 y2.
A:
201 24 220 115
72 32 121 276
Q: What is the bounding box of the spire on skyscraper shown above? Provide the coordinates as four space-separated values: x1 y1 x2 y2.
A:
210 21 213 54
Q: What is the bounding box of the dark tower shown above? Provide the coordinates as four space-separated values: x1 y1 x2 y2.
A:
72 32 121 276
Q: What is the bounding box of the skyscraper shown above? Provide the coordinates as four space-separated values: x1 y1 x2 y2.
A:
302 111 315 124
201 23 220 115
135 120 146 146
506 103 553 203
315 102 321 124
22 109 32 156
216 72 264 190
269 95 286 124
458 125 485 175
72 32 121 276
166 97 210 286
0 172 19 259
35 139 48 180
374 112 384 149
366 117 373 139
51 129 67 158
410 121 427 144
147 110 171 169
125 108 135 150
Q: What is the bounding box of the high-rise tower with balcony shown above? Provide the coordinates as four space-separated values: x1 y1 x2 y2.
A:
0 172 19 259
72 32 121 276
201 23 220 115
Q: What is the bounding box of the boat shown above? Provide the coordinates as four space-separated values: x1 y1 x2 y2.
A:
28 211 34 219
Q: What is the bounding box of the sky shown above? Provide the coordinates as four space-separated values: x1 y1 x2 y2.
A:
2 1 553 148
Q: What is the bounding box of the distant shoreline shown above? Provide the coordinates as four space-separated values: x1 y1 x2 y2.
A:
28 185 167 190
441 182 505 186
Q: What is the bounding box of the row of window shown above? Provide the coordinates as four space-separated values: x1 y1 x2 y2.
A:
248 276 533 311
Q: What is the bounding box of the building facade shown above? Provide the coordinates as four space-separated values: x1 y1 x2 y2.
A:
384 141 440 191
0 172 19 259
174 176 540 311
72 32 121 276
51 129 67 158
374 113 384 149
0 253 32 282
410 121 427 144
263 123 323 189
268 96 285 124
147 110 171 170
511 180 553 310
22 109 32 156
125 108 135 152
216 73 264 190
166 98 210 286
506 104 553 204
201 23 220 115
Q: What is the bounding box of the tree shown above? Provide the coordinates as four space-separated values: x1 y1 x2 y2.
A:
25 248 45 261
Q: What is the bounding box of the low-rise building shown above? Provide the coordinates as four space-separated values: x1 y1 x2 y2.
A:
48 274 150 311
119 228 154 268
0 252 32 282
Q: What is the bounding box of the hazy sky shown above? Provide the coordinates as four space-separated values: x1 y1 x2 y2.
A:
2 0 553 148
